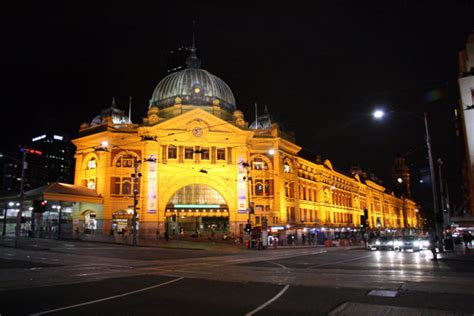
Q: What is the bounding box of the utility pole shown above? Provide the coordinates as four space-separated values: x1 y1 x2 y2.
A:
424 112 443 251
437 158 445 213
132 160 142 246
14 148 27 248
57 205 62 239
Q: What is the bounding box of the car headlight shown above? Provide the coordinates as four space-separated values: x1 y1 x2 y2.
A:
375 240 381 245
387 241 393 245
394 241 402 246
413 241 420 247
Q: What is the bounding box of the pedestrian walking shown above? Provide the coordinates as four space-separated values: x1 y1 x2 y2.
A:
463 231 470 248
429 229 438 260
122 227 128 241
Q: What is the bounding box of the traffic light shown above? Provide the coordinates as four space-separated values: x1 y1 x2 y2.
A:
244 223 251 233
33 200 47 213
360 215 366 228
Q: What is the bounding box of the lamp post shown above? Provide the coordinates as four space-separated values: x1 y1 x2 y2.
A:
14 148 27 248
373 109 443 250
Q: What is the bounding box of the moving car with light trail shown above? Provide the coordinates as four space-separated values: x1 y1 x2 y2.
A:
394 236 423 251
367 236 395 250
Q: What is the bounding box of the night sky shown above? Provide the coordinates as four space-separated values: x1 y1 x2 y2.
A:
1 1 473 211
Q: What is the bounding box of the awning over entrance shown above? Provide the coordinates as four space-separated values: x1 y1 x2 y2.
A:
0 182 103 204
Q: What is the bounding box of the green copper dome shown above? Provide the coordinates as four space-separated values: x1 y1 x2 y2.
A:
150 51 236 112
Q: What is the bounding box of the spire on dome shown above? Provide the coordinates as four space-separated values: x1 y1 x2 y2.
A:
186 21 201 69
250 104 273 130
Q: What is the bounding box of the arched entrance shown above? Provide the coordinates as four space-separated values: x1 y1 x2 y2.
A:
165 184 229 237
81 210 97 234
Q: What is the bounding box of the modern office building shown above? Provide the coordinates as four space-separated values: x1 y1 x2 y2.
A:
71 48 419 240
453 33 474 227
0 133 75 194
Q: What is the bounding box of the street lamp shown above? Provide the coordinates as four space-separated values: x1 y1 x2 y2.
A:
373 109 443 250
373 109 385 119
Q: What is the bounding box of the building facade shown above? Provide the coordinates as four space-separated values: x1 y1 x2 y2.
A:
458 33 474 217
71 50 419 239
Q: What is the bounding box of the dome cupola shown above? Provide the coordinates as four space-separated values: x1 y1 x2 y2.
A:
91 98 132 126
250 105 273 130
150 49 236 113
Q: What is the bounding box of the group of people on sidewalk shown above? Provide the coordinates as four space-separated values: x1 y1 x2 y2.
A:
428 228 472 260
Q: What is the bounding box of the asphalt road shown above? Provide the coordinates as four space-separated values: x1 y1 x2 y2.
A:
1 239 473 315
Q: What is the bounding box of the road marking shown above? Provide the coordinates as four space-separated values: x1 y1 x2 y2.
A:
367 290 398 297
245 284 290 316
30 277 184 315
266 261 288 269
307 254 372 269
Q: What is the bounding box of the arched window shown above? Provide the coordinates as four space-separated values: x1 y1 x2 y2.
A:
168 184 226 205
84 156 98 190
255 181 264 196
122 178 132 195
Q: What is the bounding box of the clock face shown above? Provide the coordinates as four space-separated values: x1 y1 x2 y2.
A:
192 127 203 137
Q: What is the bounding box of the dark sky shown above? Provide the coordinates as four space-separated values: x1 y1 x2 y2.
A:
1 1 473 210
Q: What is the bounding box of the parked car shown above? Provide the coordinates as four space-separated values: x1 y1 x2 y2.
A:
394 236 422 251
367 236 395 250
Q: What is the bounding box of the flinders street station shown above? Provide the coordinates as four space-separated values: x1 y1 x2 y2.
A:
66 48 419 241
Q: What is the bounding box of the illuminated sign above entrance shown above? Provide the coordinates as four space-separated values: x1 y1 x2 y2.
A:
174 204 220 209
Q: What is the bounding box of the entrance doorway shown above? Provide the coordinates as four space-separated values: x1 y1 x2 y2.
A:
165 184 229 237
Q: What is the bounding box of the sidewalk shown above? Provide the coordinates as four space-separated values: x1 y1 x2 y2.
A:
437 244 474 262
0 235 358 253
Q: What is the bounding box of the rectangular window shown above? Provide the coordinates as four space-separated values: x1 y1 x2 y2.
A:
122 177 132 195
111 177 120 194
168 146 177 159
217 148 225 160
110 177 140 195
185 147 194 160
201 148 210 160
256 205 263 212
256 216 260 225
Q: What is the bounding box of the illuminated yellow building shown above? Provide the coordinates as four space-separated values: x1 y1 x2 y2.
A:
72 50 418 239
